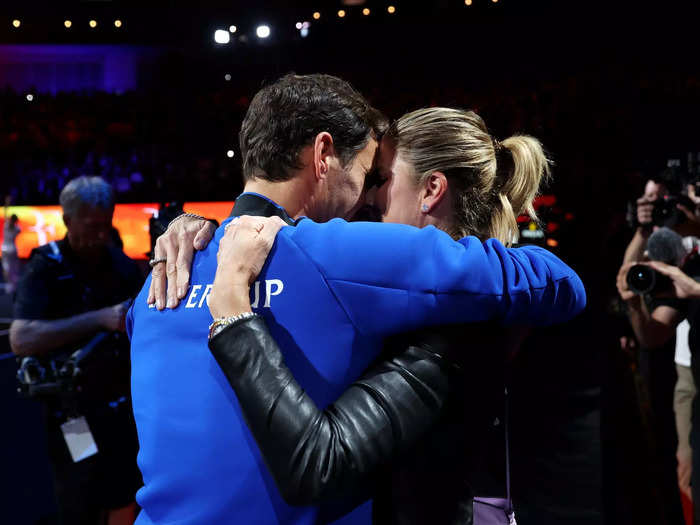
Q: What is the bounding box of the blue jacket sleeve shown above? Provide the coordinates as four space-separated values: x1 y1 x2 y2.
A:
284 219 585 336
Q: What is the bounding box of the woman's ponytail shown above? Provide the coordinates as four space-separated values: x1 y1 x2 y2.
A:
489 135 551 245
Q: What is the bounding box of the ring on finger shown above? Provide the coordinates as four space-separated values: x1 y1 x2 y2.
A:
149 257 167 268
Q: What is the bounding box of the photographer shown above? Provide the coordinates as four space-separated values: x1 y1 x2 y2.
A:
617 177 700 524
9 176 144 525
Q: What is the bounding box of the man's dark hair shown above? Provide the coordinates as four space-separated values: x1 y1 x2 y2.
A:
239 73 388 182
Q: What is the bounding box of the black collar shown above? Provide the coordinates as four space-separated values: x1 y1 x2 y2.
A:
228 193 298 226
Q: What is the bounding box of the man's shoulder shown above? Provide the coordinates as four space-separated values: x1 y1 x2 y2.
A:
25 241 67 272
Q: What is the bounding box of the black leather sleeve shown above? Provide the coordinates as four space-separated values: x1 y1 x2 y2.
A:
208 315 457 506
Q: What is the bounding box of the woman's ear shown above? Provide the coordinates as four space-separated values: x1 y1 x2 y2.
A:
420 172 449 214
313 132 335 181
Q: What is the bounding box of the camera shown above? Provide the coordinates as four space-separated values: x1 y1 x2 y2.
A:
628 155 700 229
650 195 695 228
17 331 131 403
626 264 672 295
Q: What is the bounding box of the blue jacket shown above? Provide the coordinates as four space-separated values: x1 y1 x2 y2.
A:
128 195 585 524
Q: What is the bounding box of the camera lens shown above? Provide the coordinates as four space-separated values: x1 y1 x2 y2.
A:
626 264 656 295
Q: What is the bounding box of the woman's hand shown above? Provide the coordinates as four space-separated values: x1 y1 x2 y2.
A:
209 216 287 319
148 215 217 310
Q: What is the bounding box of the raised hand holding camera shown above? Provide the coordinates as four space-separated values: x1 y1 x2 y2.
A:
645 260 700 300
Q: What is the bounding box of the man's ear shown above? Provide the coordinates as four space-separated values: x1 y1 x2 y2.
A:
420 172 449 213
313 132 335 181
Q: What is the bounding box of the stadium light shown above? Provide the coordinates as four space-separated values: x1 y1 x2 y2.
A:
388 6 396 14
26 94 34 102
214 29 231 44
313 12 321 20
12 19 20 28
363 8 370 15
227 150 235 158
114 20 122 28
64 20 72 28
338 10 346 18
229 25 237 33
225 73 232 81
256 25 271 38
465 0 473 5
89 20 97 28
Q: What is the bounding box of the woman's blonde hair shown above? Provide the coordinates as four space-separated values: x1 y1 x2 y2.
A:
385 108 550 245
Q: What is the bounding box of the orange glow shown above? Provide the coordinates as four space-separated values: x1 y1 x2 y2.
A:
0 202 233 260
313 12 321 20
338 10 346 18
546 239 559 248
388 6 396 14
363 8 370 15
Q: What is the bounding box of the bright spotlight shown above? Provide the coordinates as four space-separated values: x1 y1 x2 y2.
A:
338 10 346 18
64 20 72 28
224 73 232 81
313 12 321 20
388 6 396 14
227 150 235 158
26 94 34 102
229 25 237 33
12 19 20 28
492 0 499 2
114 20 122 28
89 20 97 28
465 0 473 4
296 22 303 29
300 27 309 38
214 29 231 44
256 25 271 38
363 8 370 15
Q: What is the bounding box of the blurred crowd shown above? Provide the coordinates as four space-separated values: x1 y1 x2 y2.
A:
2 65 700 213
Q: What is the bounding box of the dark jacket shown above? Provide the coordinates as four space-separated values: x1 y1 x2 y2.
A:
210 316 522 524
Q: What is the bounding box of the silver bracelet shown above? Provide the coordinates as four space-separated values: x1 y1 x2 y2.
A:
167 212 207 231
208 312 258 341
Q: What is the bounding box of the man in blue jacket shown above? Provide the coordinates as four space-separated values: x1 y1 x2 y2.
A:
128 73 585 524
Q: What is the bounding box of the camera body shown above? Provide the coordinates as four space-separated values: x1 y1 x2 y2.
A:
17 331 131 404
650 194 696 229
627 155 700 229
